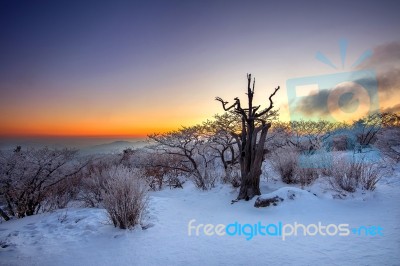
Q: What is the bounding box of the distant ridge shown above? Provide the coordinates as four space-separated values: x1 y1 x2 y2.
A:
81 140 148 155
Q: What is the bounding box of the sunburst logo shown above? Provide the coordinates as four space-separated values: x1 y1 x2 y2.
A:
315 39 373 70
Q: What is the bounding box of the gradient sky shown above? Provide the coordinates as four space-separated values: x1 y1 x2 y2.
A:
1 0 399 137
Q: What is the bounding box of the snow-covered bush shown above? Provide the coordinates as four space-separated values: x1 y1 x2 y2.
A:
359 163 381 191
329 158 361 192
296 164 318 187
270 148 298 184
102 166 148 229
270 148 326 186
80 159 116 207
328 157 381 192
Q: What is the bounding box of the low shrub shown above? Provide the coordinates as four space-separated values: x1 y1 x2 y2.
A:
270 148 298 184
102 166 148 229
328 156 381 192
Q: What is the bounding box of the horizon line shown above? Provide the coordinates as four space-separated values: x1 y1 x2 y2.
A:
0 134 149 139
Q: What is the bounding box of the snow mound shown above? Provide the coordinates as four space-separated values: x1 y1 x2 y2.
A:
255 187 317 207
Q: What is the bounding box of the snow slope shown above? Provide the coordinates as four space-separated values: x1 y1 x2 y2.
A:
1 170 399 265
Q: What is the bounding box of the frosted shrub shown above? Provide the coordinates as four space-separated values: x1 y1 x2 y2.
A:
359 163 381 191
0 147 86 220
329 157 362 192
329 157 381 192
297 155 319 187
270 148 298 184
80 160 113 207
270 148 326 186
102 166 148 229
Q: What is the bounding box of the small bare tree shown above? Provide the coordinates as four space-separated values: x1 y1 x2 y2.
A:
216 73 279 200
0 147 88 219
137 151 184 190
148 125 217 190
288 120 337 153
203 114 240 183
376 126 400 163
264 121 292 151
352 113 382 148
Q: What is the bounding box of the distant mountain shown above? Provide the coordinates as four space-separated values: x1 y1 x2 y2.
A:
80 140 148 155
0 138 149 155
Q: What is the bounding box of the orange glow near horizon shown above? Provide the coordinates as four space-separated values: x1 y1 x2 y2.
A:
1 81 398 138
0 115 209 138
0 81 220 137
0 98 217 138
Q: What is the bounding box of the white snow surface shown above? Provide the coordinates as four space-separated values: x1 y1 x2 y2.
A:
1 164 400 266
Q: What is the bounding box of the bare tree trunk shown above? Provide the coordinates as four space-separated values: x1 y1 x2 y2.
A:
238 121 271 200
216 74 279 200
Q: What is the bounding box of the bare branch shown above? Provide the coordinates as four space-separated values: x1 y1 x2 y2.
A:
215 97 237 111
256 86 280 117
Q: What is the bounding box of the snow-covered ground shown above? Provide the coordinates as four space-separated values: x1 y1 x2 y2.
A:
1 163 399 266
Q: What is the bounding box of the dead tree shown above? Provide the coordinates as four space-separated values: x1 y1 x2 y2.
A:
216 73 280 200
